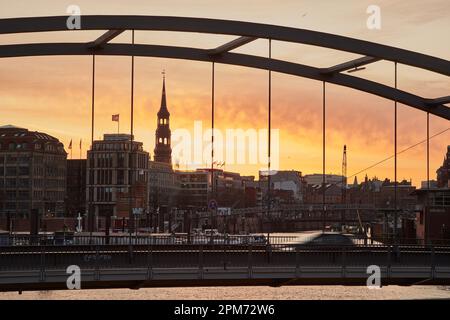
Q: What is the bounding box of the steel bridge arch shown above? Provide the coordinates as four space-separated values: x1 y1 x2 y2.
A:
0 15 449 120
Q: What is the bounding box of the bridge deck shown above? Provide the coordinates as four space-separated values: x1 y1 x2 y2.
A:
1 266 449 292
1 244 450 291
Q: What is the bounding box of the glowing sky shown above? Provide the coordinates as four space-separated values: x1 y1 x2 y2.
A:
0 0 449 186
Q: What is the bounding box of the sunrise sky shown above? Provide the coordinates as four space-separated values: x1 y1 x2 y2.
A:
0 0 449 186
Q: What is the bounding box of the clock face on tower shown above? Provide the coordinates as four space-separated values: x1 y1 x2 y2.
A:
154 74 172 165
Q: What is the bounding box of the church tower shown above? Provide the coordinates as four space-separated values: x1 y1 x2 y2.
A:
154 72 172 165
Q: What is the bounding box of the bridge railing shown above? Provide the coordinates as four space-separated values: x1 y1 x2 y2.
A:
1 233 300 247
1 241 448 272
1 233 450 248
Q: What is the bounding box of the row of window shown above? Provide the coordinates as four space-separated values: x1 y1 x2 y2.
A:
96 187 113 202
180 189 207 195
92 143 144 152
1 202 30 210
0 142 64 153
178 174 208 183
0 178 65 189
0 154 65 164
180 183 208 189
4 190 30 200
2 189 65 201
87 169 148 185
0 166 65 177
0 167 30 176
88 153 149 169
0 178 30 188
157 137 170 145
0 155 30 163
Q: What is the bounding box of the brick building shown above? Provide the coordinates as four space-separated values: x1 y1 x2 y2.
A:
0 125 67 229
414 188 450 242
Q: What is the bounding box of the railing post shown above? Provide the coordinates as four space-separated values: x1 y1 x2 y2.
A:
95 245 100 281
198 245 204 279
147 239 153 280
248 243 253 278
39 245 46 282
128 243 134 265
387 245 391 280
431 245 435 279
341 247 346 278
266 241 272 265
295 246 300 278
223 244 227 270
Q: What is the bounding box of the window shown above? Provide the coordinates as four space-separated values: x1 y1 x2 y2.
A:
6 190 16 199
6 167 16 176
18 179 29 187
117 170 124 184
18 167 29 175
6 156 17 164
5 202 15 210
18 202 29 210
18 191 29 200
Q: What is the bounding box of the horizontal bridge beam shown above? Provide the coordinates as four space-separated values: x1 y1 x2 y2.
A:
0 43 448 120
0 16 449 76
208 36 257 55
87 29 125 49
320 56 381 74
425 96 450 106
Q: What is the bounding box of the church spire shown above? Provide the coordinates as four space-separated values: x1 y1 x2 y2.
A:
154 70 172 165
158 70 169 118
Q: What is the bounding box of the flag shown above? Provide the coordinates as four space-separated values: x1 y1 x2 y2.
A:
68 139 72 149
112 114 120 122
79 139 82 149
